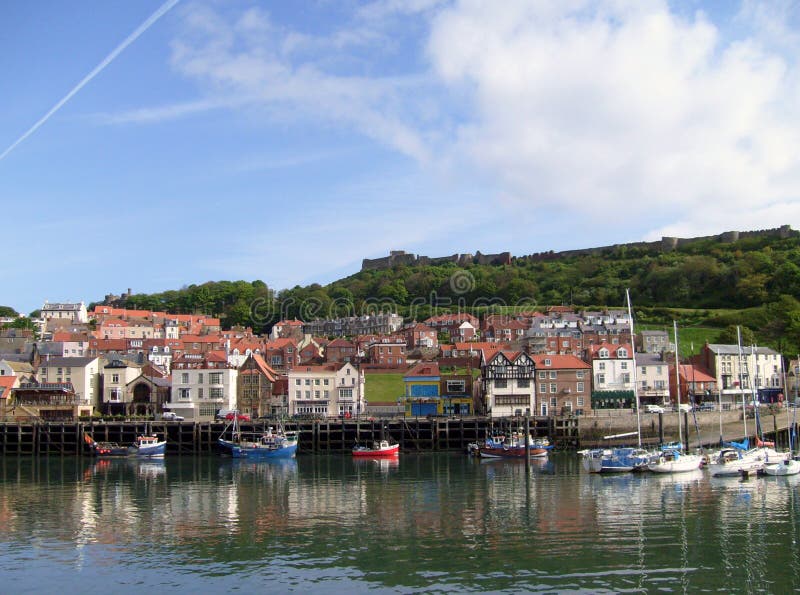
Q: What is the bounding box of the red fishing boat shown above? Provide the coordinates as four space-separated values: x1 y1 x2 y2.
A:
352 440 399 458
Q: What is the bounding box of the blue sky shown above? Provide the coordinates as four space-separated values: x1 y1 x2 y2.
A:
2 0 800 315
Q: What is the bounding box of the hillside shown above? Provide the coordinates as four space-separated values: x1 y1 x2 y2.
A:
97 229 800 354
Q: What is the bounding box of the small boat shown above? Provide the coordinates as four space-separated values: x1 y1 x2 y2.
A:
647 448 703 473
85 432 166 458
581 447 652 473
218 420 298 460
92 441 131 457
130 435 166 459
762 457 800 476
477 434 553 459
352 440 400 458
706 446 777 477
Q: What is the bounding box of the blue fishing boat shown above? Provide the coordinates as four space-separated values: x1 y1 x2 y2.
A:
581 447 652 473
218 417 298 460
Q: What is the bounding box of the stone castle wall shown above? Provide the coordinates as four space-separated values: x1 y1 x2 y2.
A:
361 226 796 271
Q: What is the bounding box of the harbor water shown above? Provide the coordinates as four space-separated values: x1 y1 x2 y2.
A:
1 452 799 593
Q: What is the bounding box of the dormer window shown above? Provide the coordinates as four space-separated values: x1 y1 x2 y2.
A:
544 359 551 367
599 349 609 359
617 348 628 358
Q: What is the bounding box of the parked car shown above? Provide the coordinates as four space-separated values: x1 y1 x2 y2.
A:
162 411 185 421
697 403 715 412
644 404 665 414
674 403 693 412
225 412 251 421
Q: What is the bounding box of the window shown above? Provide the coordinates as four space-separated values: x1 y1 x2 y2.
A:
597 373 605 385
315 390 320 398
305 379 311 386
599 349 609 358
538 371 547 379
324 379 329 386
617 348 627 358
577 382 585 393
549 371 557 379
315 379 320 386
540 383 547 394
181 373 189 384
179 388 190 400
210 388 223 399
621 362 628 370
111 374 119 383
209 373 222 384
198 373 204 384
550 383 557 393
295 390 301 398
577 396 585 407
598 362 605 371
622 373 630 384
550 397 557 407
295 379 301 386
198 388 204 399
110 388 122 402
305 391 311 398
495 379 507 388
446 380 466 393
544 359 551 366
339 388 353 400
576 371 584 379
517 379 530 388
641 367 647 375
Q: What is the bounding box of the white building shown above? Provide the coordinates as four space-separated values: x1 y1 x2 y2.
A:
37 356 100 409
481 351 536 417
696 343 784 407
636 353 671 406
288 362 365 417
167 352 238 421
589 343 636 408
41 301 88 324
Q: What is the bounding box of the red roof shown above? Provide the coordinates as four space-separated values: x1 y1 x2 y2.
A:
531 354 591 369
404 362 440 378
0 376 15 398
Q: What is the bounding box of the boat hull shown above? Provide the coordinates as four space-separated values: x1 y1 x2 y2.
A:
353 444 399 458
133 441 166 458
762 459 800 476
218 438 298 460
648 454 703 473
478 446 550 459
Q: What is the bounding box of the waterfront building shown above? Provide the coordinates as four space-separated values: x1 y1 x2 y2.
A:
589 343 636 409
36 356 100 410
481 350 536 417
167 352 238 421
237 353 279 417
288 362 365 418
692 343 784 408
530 354 592 416
636 353 671 408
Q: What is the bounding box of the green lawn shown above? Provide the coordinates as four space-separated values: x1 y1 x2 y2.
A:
364 373 405 404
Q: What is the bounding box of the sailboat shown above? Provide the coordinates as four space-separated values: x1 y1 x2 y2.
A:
707 332 778 477
581 290 653 473
648 322 702 473
763 358 800 476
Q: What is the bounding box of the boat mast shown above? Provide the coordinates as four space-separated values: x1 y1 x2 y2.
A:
625 289 642 448
736 326 748 444
674 321 683 451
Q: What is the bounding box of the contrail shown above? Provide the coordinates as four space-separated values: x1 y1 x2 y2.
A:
0 0 180 162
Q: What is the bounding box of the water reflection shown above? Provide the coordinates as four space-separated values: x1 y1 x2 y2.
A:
0 454 799 592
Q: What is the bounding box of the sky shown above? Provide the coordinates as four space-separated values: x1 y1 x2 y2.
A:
2 0 800 315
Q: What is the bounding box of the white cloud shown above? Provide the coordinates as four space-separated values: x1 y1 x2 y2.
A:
426 0 800 234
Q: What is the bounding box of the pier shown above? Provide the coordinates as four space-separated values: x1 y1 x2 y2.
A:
0 409 795 455
0 416 577 456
